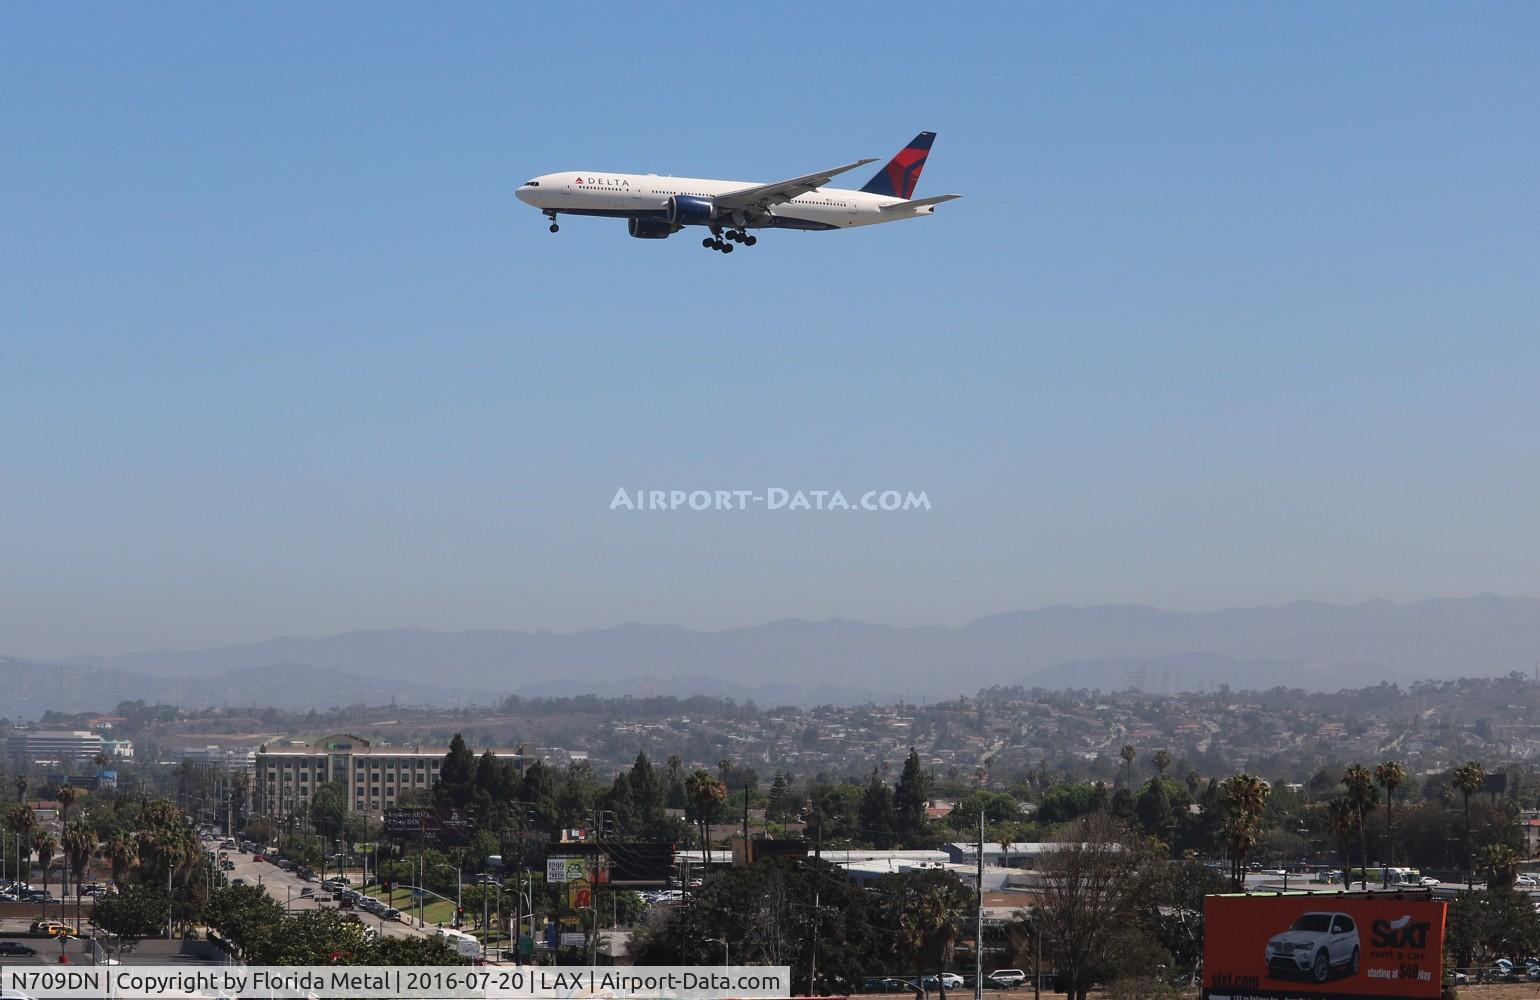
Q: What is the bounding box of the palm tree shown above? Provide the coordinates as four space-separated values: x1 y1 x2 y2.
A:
1184 770 1202 798
1341 765 1378 888
63 823 95 893
56 784 79 895
1453 761 1486 891
1119 745 1136 788
6 805 35 884
1477 843 1520 889
685 770 726 871
1219 773 1270 888
1152 750 1172 777
1374 761 1405 886
31 831 57 893
1326 797 1357 887
105 831 138 885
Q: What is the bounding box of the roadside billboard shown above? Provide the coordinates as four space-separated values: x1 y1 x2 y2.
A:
546 856 588 883
1203 895 1446 1000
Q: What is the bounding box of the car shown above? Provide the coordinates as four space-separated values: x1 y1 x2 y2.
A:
383 908 402 922
251 854 265 863
1517 875 1539 888
299 887 314 897
0 942 38 956
1419 876 1441 887
923 974 965 990
1265 911 1360 983
230 878 246 887
988 970 1026 988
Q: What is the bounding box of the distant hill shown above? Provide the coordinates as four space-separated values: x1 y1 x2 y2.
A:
0 656 499 719
29 594 1540 709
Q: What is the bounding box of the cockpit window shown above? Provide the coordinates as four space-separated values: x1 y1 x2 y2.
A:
523 180 540 187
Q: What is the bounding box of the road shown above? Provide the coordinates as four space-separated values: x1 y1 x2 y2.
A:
212 839 427 944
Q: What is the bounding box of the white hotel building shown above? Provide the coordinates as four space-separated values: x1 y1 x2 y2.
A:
253 733 527 817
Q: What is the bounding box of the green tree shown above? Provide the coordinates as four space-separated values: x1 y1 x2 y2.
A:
1453 761 1486 890
1119 745 1137 788
1218 774 1269 889
1374 760 1405 886
93 882 173 940
685 769 727 863
309 781 349 841
63 823 95 892
893 749 928 842
204 884 284 956
765 771 790 823
56 783 79 895
879 867 974 999
859 771 895 849
1326 797 1357 886
1341 765 1378 889
628 752 665 832
1152 750 1172 777
105 831 138 885
434 734 477 811
1136 779 1176 847
31 830 57 893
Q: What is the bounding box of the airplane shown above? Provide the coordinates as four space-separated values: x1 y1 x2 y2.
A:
515 132 960 252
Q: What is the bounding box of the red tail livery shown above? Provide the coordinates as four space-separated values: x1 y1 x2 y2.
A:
859 131 936 199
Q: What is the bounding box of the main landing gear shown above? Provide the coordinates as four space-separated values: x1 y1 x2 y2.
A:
702 228 757 252
544 211 559 233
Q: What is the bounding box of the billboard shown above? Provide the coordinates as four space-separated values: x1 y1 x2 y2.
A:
1203 895 1446 1000
546 857 588 883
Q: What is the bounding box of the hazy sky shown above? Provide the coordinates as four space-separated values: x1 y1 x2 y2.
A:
4 4 1538 659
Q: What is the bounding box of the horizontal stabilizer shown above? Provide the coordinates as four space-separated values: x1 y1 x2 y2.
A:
879 193 962 212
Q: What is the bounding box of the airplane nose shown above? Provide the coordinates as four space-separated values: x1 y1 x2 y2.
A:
516 185 533 204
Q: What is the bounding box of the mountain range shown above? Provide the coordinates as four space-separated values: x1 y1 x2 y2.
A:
3 594 1537 717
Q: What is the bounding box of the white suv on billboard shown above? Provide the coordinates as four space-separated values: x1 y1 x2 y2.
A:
1265 911 1360 982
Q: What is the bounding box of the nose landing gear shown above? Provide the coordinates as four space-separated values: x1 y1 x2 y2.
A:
544 211 559 233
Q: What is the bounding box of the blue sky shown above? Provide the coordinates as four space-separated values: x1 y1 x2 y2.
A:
3 3 1538 658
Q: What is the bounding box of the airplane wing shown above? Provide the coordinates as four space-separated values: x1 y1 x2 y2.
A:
713 158 879 212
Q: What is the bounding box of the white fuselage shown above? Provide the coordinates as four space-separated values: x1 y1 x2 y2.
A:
515 171 935 231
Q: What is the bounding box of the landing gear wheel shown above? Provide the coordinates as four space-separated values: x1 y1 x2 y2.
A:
744 235 757 246
703 237 715 248
721 242 734 253
549 223 559 233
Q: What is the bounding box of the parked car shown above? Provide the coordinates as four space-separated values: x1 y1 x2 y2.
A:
300 887 314 897
988 970 1027 988
384 907 402 922
0 942 38 956
923 974 965 990
1265 911 1360 982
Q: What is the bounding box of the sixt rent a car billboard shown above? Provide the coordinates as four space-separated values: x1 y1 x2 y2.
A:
1203 895 1447 1000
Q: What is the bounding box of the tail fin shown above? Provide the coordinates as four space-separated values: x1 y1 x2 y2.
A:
859 131 936 199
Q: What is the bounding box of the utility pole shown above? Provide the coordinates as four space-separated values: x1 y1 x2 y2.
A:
974 811 984 1000
809 889 820 995
742 785 750 855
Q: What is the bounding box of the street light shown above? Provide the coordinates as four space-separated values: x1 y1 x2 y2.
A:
706 936 730 968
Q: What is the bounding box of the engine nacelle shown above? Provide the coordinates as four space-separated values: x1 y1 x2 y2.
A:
628 218 674 239
666 194 718 226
